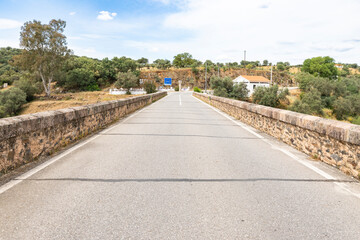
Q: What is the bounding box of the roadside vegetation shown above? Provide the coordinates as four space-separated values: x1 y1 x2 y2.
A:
209 56 360 125
1 19 359 124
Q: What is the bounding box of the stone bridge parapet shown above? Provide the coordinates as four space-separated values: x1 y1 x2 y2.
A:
0 92 166 174
194 92 360 179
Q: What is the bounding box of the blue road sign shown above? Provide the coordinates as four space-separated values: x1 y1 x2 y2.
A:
164 78 172 85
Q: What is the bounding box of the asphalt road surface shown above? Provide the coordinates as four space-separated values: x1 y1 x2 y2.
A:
1 92 360 240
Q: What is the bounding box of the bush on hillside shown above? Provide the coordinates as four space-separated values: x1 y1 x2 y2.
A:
290 89 323 115
143 81 157 94
0 87 27 118
63 68 99 91
14 76 42 101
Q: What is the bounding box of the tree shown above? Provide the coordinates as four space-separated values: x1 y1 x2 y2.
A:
252 85 289 108
263 60 268 66
137 57 148 68
230 82 249 100
301 56 337 79
153 59 171 70
210 76 234 97
115 72 138 94
277 62 285 71
13 19 71 97
112 56 137 73
173 53 195 68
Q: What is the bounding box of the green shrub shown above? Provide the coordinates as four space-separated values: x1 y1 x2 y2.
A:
290 89 323 115
115 72 138 94
63 68 98 91
230 82 249 100
144 81 157 94
14 76 42 101
253 85 289 108
333 97 354 120
0 87 27 118
175 86 179 91
193 87 201 93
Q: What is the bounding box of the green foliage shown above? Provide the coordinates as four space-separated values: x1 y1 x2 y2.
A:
210 76 248 100
210 76 233 98
301 56 337 79
333 97 353 120
115 72 138 94
14 75 42 101
290 89 324 115
262 60 268 66
0 87 27 118
153 59 171 70
292 72 360 121
230 82 249 100
14 19 71 97
191 66 199 75
173 53 196 68
193 87 201 93
0 47 22 83
143 81 157 94
63 68 98 91
112 56 137 73
0 69 21 85
137 57 148 68
175 86 179 91
252 85 289 108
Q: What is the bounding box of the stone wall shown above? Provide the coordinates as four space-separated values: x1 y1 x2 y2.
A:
193 92 360 178
0 92 166 174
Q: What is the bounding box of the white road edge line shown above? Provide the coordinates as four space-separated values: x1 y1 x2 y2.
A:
192 95 360 199
179 94 182 106
0 94 169 195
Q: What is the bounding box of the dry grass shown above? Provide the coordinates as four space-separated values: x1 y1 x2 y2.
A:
20 91 142 115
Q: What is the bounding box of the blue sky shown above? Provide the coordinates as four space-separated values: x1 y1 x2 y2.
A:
1 0 360 64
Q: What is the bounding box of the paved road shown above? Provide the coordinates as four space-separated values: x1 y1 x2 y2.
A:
1 92 360 239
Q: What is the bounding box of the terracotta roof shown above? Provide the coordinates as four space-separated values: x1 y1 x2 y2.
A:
241 75 270 83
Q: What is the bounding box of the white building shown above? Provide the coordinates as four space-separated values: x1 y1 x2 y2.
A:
233 75 271 96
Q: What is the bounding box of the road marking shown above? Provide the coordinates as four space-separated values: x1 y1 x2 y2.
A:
193 95 360 199
0 94 169 195
179 94 182 106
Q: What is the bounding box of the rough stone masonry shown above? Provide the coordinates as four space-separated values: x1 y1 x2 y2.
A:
194 92 360 179
0 92 166 175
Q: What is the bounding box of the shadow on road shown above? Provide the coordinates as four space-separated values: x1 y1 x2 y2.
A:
20 178 356 183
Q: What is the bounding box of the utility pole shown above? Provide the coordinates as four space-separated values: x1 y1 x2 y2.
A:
204 62 207 93
244 50 246 62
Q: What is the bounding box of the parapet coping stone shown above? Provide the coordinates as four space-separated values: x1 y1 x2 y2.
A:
0 92 166 141
194 92 360 145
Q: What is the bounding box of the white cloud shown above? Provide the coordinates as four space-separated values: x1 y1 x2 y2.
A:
0 18 22 30
97 11 117 21
160 0 360 64
69 12 76 16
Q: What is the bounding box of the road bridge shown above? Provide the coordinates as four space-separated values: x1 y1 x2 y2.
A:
1 92 360 239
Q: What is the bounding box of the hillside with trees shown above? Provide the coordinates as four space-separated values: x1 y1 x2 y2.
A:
1 19 359 124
